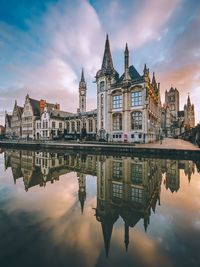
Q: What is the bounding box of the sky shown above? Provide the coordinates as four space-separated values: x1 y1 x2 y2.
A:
0 0 200 124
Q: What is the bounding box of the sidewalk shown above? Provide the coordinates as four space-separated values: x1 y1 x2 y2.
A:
137 138 200 151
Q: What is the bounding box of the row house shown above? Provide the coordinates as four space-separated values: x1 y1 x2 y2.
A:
11 100 24 138
35 107 72 140
22 94 60 139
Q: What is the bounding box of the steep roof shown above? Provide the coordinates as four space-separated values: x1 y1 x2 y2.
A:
29 98 40 116
5 114 12 127
118 65 144 83
50 109 73 119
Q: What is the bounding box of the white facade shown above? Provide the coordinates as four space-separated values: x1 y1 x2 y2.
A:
35 107 68 140
96 36 161 143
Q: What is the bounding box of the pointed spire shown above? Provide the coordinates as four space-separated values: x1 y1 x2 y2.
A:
124 43 131 81
101 219 114 257
152 72 156 84
124 222 129 252
144 63 147 73
187 93 191 106
101 34 114 71
80 68 85 83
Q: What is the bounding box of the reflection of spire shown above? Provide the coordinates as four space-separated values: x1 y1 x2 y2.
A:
101 219 114 257
124 222 129 252
78 174 86 214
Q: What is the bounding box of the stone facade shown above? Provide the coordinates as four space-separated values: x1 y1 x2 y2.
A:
11 100 23 138
35 107 71 140
5 112 12 138
162 88 195 137
96 36 161 143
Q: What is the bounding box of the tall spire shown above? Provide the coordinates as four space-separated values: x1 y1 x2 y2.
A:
101 219 114 257
187 93 191 106
124 222 129 252
124 43 131 81
79 69 87 113
101 34 114 71
80 68 85 83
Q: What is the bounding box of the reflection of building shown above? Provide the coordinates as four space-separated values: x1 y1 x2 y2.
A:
95 156 162 255
4 150 197 256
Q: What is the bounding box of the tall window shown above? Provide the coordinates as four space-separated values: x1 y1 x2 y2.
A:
100 81 105 91
131 164 143 184
77 121 80 133
52 122 55 129
101 94 104 119
131 187 143 203
113 114 122 131
113 95 122 109
71 121 75 132
59 122 62 129
112 183 123 199
131 91 142 106
112 161 123 180
89 119 93 132
131 112 142 130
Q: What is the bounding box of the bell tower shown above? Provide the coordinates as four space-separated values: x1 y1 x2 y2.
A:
79 68 87 113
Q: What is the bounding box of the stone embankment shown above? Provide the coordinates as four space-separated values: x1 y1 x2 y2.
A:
0 138 199 160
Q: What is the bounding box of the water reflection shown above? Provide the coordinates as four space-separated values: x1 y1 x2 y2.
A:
3 149 199 260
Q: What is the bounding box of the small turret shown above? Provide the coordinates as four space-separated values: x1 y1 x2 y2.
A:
124 43 131 81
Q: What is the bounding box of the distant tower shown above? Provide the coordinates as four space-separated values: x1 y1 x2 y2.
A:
79 68 87 113
165 87 179 118
78 173 86 214
124 43 131 81
184 94 195 129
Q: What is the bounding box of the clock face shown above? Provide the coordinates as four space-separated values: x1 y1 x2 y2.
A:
81 90 85 95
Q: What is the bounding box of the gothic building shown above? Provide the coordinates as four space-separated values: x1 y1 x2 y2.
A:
161 87 195 137
11 100 23 138
96 35 161 143
64 69 97 139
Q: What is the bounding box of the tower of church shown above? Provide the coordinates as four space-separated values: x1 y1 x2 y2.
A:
79 69 87 113
184 94 195 129
165 87 179 119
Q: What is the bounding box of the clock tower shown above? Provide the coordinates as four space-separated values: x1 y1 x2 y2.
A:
79 68 87 113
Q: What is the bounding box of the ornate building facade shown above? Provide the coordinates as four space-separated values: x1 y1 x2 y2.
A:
161 87 195 137
96 35 161 143
11 100 23 138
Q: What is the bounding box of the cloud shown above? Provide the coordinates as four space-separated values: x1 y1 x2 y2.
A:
0 0 104 123
104 0 180 49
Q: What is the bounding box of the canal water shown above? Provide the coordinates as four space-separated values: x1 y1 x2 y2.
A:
0 149 200 267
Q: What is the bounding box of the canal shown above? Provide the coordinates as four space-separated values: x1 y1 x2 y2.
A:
0 149 200 267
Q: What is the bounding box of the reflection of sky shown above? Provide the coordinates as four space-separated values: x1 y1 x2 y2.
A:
0 153 200 267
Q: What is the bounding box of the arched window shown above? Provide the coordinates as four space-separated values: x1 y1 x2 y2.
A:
131 111 142 130
100 81 105 91
113 113 122 131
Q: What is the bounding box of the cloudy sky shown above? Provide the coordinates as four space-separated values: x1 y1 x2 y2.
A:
0 0 200 124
